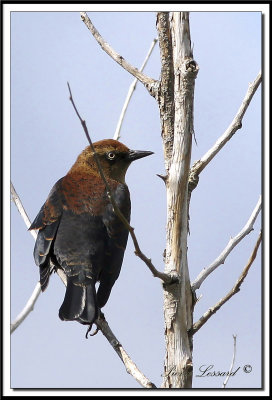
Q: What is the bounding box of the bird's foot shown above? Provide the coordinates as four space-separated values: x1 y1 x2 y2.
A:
85 309 104 338
85 324 99 339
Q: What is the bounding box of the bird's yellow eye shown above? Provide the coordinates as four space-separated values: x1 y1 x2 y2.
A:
107 152 116 160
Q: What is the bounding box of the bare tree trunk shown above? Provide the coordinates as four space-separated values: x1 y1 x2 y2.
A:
157 11 199 389
11 11 261 389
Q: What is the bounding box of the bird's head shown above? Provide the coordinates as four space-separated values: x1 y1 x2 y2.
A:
70 139 153 183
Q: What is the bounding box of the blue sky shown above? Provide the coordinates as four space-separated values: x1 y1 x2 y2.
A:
6 6 265 394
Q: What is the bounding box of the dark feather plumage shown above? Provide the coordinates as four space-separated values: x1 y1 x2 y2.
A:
29 139 153 329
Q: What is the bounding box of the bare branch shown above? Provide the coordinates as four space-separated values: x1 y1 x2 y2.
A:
223 334 237 388
10 182 37 239
11 282 41 333
10 183 42 333
113 38 158 141
191 231 262 335
191 195 262 291
95 314 157 388
67 83 174 285
190 71 262 177
11 183 62 333
80 12 158 96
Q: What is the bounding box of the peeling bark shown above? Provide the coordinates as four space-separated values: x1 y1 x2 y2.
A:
157 12 199 388
156 12 175 173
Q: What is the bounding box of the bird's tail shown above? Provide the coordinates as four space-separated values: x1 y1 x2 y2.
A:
59 276 98 326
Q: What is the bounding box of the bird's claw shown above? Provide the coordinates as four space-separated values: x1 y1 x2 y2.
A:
85 324 99 339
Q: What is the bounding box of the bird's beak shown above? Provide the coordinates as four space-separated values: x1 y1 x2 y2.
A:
127 149 154 162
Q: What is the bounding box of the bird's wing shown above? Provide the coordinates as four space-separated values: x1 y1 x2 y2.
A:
29 179 64 290
97 183 131 308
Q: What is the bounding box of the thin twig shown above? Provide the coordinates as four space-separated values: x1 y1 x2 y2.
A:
11 282 41 333
190 71 262 178
10 183 61 333
10 182 37 239
191 195 262 291
11 182 40 333
191 231 262 335
223 334 237 388
113 38 158 141
67 82 173 285
80 12 158 96
95 314 157 388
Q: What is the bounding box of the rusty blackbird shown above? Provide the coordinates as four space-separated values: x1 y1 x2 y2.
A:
29 139 153 329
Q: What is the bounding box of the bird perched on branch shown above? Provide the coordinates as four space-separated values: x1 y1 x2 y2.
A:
29 139 153 332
